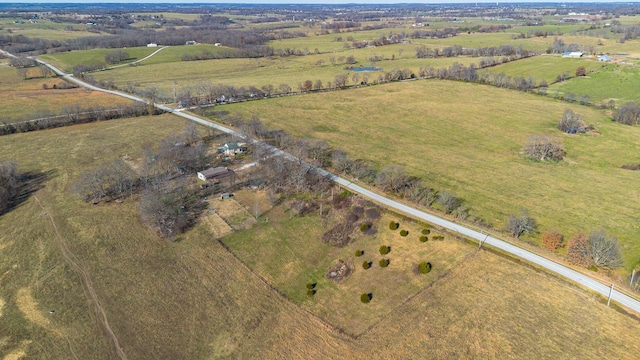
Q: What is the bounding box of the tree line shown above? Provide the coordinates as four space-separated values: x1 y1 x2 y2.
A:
0 102 154 136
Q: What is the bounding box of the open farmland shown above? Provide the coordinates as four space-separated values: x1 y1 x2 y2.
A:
221 79 640 269
0 19 104 41
38 46 159 73
88 49 482 93
481 55 592 84
549 63 640 105
1 113 640 359
0 61 133 121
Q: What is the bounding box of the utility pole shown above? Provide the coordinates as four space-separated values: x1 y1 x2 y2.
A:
607 283 614 306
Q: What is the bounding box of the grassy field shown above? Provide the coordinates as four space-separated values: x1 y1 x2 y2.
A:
1 112 640 358
38 47 159 73
0 61 133 121
549 63 640 105
0 19 104 40
87 48 484 95
481 55 593 84
223 205 473 335
221 79 640 270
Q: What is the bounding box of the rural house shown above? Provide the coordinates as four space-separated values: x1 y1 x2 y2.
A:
197 167 235 182
217 142 247 156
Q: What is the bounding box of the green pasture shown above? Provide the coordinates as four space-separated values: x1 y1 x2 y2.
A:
549 63 640 105
481 55 592 84
88 50 483 94
220 79 640 270
38 46 159 73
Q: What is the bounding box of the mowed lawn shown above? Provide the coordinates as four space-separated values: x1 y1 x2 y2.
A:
222 79 640 269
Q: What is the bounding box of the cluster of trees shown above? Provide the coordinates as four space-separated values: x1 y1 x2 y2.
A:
612 102 640 125
104 49 130 64
547 38 594 54
567 229 623 269
418 62 540 92
73 124 213 239
8 56 37 68
409 27 459 39
73 159 137 203
348 35 403 49
610 23 640 41
0 103 151 136
181 46 276 61
0 160 19 214
416 44 531 59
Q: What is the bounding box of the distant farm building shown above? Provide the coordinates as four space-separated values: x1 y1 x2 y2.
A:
562 51 583 58
197 167 235 182
597 55 611 62
147 43 158 47
185 40 197 45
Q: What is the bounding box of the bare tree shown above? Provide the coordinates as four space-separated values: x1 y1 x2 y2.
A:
375 165 410 193
558 109 585 133
334 74 348 88
588 229 623 269
0 160 19 213
278 83 291 95
523 134 565 161
437 191 460 214
505 209 537 239
331 149 352 173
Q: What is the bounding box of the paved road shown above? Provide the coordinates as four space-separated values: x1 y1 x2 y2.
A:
24 52 640 314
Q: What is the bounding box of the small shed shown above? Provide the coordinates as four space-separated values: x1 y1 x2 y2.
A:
197 167 235 182
597 55 611 62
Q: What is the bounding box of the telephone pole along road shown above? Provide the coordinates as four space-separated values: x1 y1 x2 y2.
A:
24 52 640 315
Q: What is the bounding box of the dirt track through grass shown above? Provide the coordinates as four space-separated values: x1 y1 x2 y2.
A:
33 195 125 360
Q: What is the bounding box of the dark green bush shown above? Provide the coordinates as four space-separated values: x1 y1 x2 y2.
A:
389 221 399 230
418 261 432 274
379 245 390 255
360 223 370 232
307 289 316 296
421 229 431 235
362 261 371 269
419 236 428 242
379 258 390 268
360 293 372 303
400 230 409 236
306 282 317 289
587 264 599 272
355 249 364 257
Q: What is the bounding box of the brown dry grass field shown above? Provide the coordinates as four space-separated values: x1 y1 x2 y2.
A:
0 113 640 358
0 61 133 121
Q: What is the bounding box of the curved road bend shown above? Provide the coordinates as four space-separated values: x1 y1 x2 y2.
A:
26 53 640 315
